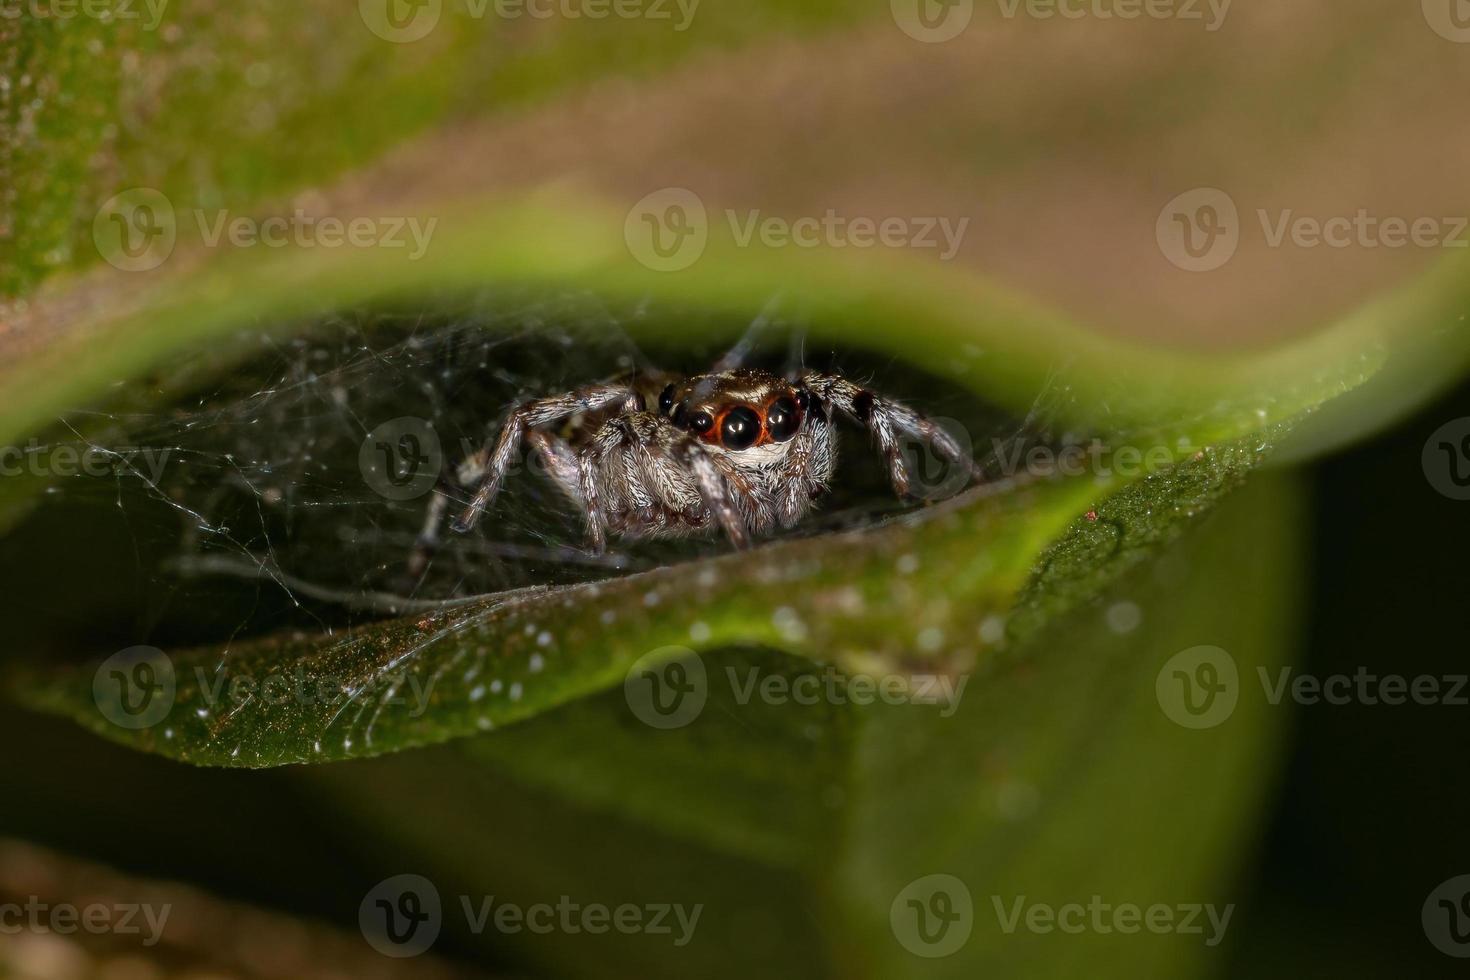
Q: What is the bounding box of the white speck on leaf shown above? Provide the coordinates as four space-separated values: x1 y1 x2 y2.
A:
1106 601 1142 634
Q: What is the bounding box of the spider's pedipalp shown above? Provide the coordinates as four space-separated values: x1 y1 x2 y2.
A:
774 399 836 526
678 439 751 549
570 411 753 551
576 414 633 553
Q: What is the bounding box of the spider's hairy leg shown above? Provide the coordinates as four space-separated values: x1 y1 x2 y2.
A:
406 449 492 575
577 418 628 554
576 415 675 552
637 443 703 527
801 371 977 498
677 440 752 549
451 383 640 534
407 479 453 577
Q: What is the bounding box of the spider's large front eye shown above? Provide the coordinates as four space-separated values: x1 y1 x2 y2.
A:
658 384 675 415
720 406 761 450
766 396 798 442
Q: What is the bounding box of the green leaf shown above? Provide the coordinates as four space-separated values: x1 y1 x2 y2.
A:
832 472 1305 979
290 467 1303 980
10 404 1298 768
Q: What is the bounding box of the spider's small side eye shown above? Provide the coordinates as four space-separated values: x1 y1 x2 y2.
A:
671 402 688 427
720 406 760 449
766 397 799 442
658 384 675 415
689 410 715 434
794 389 811 411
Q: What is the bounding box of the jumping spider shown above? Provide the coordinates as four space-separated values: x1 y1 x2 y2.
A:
440 358 977 554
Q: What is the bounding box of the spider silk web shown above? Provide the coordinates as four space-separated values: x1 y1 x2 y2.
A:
7 290 1060 659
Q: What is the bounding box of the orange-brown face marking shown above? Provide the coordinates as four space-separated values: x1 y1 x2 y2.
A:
713 404 762 449
661 372 806 451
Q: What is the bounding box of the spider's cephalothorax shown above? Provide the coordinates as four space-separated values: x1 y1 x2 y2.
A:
443 361 975 553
